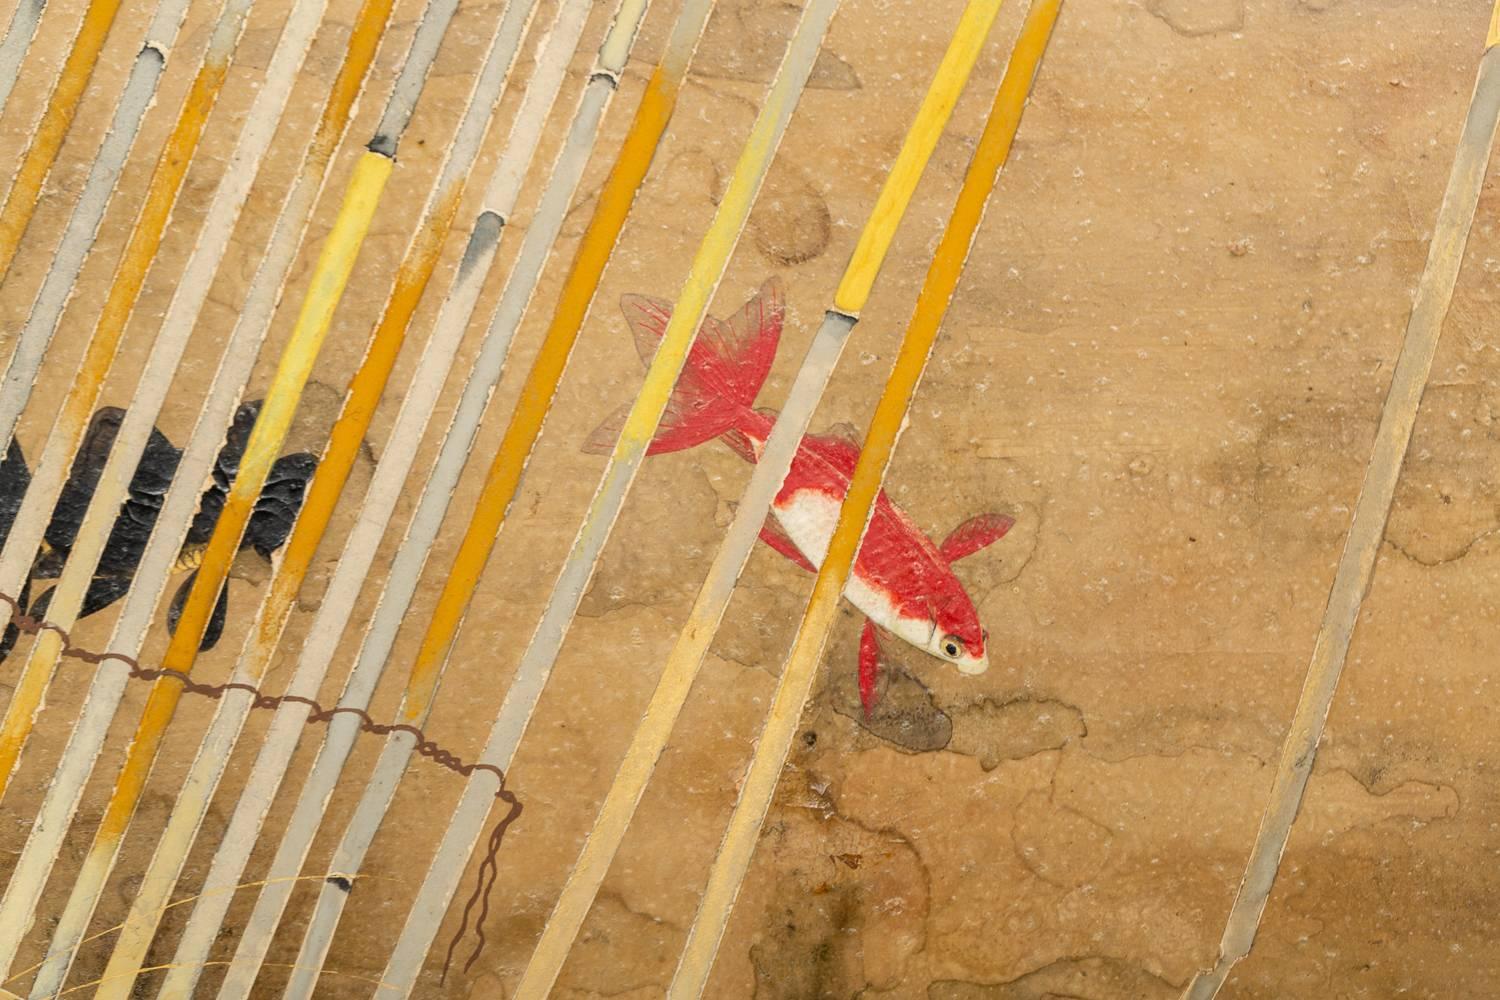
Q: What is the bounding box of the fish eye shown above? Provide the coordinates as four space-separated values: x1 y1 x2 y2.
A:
942 635 962 658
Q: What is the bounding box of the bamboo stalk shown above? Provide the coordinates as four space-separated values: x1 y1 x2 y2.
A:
148 2 586 992
83 0 543 993
1179 10 1500 999
365 0 859 990
665 6 1053 995
0 0 48 115
0 0 332 900
0 0 396 991
519 3 1058 994
0 0 257 809
10 0 489 988
0 0 132 277
212 0 698 990
0 0 196 452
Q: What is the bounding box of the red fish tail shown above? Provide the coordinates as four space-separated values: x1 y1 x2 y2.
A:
582 279 785 456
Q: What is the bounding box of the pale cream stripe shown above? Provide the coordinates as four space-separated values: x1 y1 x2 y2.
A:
131 1 580 993
80 0 550 993
0 0 46 114
373 0 841 990
10 0 481 987
209 0 676 993
0 0 398 990
0 0 194 452
1180 26 1500 1000
519 2 1058 992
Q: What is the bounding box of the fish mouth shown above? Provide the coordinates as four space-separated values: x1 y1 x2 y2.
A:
956 655 989 677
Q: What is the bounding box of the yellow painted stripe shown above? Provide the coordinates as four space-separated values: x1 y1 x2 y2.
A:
0 45 237 793
394 63 685 719
252 182 463 667
1489 0 1500 50
909 0 1057 325
0 0 126 278
81 0 400 986
238 0 398 661
831 0 1003 316
312 0 397 174
92 150 393 846
670 1 1020 994
535 4 1058 993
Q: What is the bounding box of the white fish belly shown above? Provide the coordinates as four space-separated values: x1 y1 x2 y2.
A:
770 492 934 652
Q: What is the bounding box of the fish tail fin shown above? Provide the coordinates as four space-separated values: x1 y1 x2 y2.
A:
582 278 785 457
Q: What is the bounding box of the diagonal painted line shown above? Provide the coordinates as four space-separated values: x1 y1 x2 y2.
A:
0 0 48 116
0 0 196 452
210 0 709 991
368 0 852 990
1179 11 1500 1000
0 0 332 927
142 1 583 993
666 0 1017 994
0 0 128 278
518 3 1059 995
0 0 397 991
12 0 488 988
0 0 256 809
83 0 546 993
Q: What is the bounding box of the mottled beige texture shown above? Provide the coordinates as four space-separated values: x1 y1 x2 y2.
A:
1 0 1498 997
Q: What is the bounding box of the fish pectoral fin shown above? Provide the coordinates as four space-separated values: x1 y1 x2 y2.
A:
939 512 1016 563
167 571 229 651
759 516 817 573
25 575 136 625
0 577 28 661
858 619 889 717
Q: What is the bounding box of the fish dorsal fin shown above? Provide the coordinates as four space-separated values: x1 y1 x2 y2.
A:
824 421 862 449
619 293 674 365
939 513 1016 563
805 425 862 476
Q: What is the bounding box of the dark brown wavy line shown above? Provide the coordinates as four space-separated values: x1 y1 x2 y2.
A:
0 591 519 981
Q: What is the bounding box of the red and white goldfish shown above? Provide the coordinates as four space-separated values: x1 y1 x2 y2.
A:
585 278 1013 714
